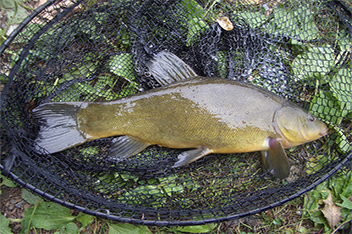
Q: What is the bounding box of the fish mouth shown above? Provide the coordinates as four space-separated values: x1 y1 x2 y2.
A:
320 127 329 136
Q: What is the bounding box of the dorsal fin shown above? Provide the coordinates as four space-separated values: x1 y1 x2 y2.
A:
147 51 197 86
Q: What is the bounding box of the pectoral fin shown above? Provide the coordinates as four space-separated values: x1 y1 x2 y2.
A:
261 138 290 179
172 146 212 168
108 136 150 160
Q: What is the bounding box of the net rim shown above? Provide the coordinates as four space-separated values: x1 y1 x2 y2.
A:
1 0 352 226
1 151 351 226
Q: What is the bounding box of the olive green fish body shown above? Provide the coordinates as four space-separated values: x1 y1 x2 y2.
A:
78 76 283 153
33 51 328 179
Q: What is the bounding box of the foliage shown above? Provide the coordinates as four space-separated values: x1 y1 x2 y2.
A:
0 0 33 44
1 0 352 233
0 214 14 234
303 171 352 233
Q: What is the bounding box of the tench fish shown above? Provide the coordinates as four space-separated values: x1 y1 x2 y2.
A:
32 51 328 179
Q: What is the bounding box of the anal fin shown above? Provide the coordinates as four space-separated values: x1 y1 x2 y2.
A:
261 139 290 179
172 146 212 168
109 136 150 161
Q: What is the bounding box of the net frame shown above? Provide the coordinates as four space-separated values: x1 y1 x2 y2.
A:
0 0 351 226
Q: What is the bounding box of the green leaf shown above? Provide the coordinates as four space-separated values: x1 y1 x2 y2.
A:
340 171 352 198
0 28 6 46
328 175 346 197
120 173 139 182
174 223 216 233
330 68 352 112
294 8 320 42
21 206 35 234
21 189 40 205
178 0 209 46
309 90 344 125
292 46 335 81
109 53 136 81
217 51 227 77
0 174 17 188
333 127 352 153
158 175 184 196
76 213 95 229
180 0 206 20
3 0 30 26
54 222 80 234
80 146 100 159
186 18 208 46
269 7 320 43
30 202 75 230
336 195 352 210
303 182 328 217
107 222 152 234
309 210 328 225
237 11 267 28
341 207 352 221
16 23 43 44
338 30 352 52
0 214 13 234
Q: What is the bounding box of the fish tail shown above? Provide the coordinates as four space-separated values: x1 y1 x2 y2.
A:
32 102 88 154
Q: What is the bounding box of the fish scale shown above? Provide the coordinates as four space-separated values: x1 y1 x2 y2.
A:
32 51 328 179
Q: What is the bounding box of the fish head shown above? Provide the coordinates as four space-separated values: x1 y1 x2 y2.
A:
275 104 328 147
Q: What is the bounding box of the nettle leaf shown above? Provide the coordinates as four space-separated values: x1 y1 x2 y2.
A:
292 46 335 81
30 202 75 230
107 222 152 234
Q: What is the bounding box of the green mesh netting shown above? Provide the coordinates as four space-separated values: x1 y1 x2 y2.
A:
1 0 351 226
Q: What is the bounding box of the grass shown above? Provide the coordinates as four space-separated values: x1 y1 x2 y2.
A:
1 0 352 233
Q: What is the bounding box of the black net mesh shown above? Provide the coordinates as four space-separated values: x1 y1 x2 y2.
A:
1 0 352 226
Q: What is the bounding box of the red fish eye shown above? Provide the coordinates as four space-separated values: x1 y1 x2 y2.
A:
308 114 315 122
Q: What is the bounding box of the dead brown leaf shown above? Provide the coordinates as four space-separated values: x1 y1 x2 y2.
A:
216 17 233 31
321 192 342 228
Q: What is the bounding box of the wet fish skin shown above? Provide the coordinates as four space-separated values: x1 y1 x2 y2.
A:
78 76 285 152
32 51 329 179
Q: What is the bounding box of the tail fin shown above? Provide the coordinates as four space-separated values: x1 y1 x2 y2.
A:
32 102 88 154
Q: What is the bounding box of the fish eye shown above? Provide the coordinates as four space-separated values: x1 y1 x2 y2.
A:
308 114 315 122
